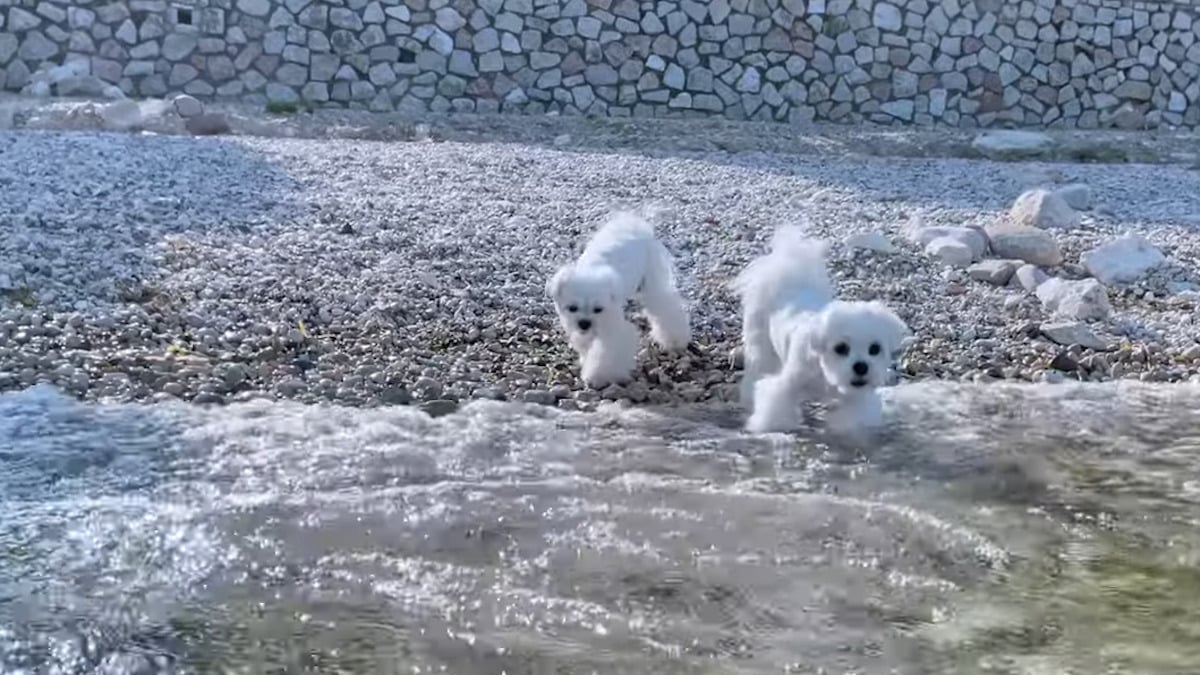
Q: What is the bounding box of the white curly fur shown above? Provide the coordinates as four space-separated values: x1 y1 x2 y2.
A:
547 212 691 389
731 226 909 434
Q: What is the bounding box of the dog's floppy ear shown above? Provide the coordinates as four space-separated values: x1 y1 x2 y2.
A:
546 264 572 301
866 301 910 353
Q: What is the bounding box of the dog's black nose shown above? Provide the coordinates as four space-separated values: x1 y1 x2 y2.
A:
853 361 869 376
577 319 592 330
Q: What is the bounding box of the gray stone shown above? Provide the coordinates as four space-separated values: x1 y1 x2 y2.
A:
7 7 40 31
18 32 59 61
880 99 914 120
1036 278 1111 321
283 44 309 64
163 33 198 60
208 55 236 81
736 66 760 92
1014 264 1049 292
987 227 1063 266
115 19 138 45
329 8 363 30
237 0 272 18
1040 321 1109 350
663 63 685 89
276 63 308 86
449 50 477 76
0 35 16 65
1114 80 1152 101
172 94 204 118
128 41 159 60
872 2 902 31
967 259 1021 286
68 7 96 30
368 62 396 86
168 63 198 87
474 28 500 52
310 54 340 81
1054 183 1092 211
907 226 986 261
264 31 287 55
479 50 504 72
926 236 974 267
585 64 618 86
299 5 328 29
435 7 465 32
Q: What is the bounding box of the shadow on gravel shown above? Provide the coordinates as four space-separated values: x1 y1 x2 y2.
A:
0 130 305 309
377 113 1200 229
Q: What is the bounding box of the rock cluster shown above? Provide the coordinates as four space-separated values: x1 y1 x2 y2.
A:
901 179 1189 381
3 0 1200 128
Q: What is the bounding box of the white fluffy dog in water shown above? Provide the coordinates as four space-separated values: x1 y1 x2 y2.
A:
730 226 909 434
546 212 691 389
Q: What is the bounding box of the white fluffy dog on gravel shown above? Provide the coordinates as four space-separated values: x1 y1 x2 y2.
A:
546 212 691 389
731 226 909 434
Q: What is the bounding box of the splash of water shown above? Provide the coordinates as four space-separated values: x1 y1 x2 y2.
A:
2 382 1199 674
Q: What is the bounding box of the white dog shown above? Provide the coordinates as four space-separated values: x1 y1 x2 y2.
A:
730 226 909 434
546 212 691 388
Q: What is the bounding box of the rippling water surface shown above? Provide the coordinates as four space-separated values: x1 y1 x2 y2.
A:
2 382 1199 674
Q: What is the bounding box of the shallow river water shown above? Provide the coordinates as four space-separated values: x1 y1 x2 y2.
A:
2 382 1199 675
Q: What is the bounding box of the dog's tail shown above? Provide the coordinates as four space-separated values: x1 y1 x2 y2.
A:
603 210 656 240
769 224 829 261
729 225 832 307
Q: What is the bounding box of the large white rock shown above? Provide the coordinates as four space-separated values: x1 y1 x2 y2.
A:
926 236 974 267
1009 188 1080 229
987 226 1063 266
1036 278 1111 320
845 231 896 254
1040 321 1109 350
1081 235 1165 285
971 130 1054 159
907 225 988 260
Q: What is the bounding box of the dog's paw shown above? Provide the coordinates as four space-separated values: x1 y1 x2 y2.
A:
582 371 633 390
745 411 785 434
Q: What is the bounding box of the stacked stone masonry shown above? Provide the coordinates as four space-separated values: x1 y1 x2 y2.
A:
4 0 1200 128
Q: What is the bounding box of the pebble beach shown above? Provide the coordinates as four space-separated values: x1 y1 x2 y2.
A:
2 100 1200 413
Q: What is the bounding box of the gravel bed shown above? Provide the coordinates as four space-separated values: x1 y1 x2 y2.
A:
2 112 1200 413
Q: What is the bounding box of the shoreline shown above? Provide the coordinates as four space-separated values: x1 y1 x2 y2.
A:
2 98 1199 411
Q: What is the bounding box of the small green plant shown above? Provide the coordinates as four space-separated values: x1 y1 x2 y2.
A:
1 287 37 307
265 100 301 115
821 15 849 36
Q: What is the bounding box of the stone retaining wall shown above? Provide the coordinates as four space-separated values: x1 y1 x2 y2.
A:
4 0 1200 128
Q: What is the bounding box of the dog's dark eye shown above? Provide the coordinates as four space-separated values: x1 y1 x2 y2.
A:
833 342 850 357
567 305 578 313
868 342 881 356
593 306 603 314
